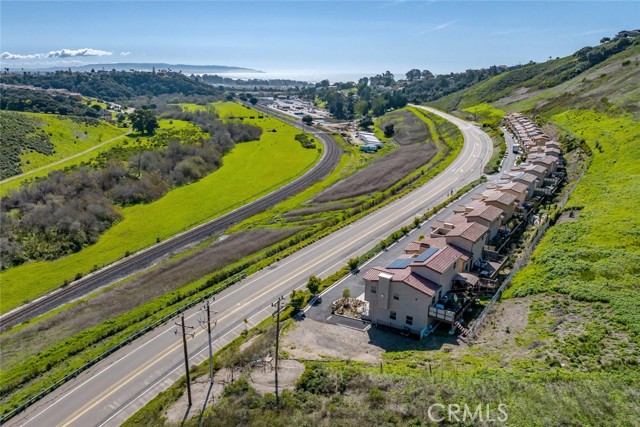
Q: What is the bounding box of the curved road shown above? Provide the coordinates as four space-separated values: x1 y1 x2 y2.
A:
5 106 493 427
0 115 341 330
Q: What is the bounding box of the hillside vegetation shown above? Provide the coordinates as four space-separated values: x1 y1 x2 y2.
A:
430 35 639 114
0 111 127 179
0 70 221 101
0 102 320 313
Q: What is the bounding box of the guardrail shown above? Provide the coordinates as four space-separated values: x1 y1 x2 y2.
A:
428 306 456 323
0 272 246 424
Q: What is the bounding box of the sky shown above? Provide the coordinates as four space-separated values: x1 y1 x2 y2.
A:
1 1 639 80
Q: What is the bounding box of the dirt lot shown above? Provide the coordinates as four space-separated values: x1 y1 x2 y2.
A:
281 296 535 367
0 228 301 370
313 143 437 202
164 359 305 424
377 109 431 146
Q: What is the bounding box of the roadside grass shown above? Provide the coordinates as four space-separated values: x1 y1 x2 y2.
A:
461 103 506 173
0 104 320 314
312 143 437 202
505 110 640 366
0 228 300 384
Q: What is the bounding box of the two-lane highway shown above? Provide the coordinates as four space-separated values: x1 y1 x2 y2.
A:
6 106 492 427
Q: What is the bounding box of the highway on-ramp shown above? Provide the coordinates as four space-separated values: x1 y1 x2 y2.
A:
5 106 492 427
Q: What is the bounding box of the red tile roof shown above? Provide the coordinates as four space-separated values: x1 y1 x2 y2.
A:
404 240 430 253
422 245 466 274
514 172 537 184
466 204 503 222
484 190 517 207
446 222 489 243
362 266 440 296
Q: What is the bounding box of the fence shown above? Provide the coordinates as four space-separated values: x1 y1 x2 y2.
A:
464 217 550 342
0 272 246 424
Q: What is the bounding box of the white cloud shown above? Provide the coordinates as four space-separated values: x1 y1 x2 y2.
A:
1 48 112 60
435 19 459 30
575 29 612 37
120 51 131 56
415 19 460 35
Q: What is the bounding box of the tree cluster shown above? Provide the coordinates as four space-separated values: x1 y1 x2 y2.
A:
0 70 222 102
0 86 100 116
308 73 407 120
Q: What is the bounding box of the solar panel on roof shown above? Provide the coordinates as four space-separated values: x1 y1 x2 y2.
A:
386 259 413 269
415 247 439 262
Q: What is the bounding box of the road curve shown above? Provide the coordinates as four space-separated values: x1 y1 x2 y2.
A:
4 106 493 427
0 113 341 331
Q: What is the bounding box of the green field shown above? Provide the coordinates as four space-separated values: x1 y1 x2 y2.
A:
0 102 320 313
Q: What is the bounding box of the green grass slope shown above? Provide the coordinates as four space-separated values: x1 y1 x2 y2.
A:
0 112 127 180
0 102 320 313
430 36 639 115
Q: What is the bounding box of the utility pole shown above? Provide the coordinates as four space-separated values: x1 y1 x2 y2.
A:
271 295 285 408
199 298 217 387
175 314 195 406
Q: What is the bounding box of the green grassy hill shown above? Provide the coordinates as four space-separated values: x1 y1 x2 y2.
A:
0 111 128 180
430 35 639 116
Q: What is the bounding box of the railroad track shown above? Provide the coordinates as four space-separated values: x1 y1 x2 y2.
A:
0 112 341 331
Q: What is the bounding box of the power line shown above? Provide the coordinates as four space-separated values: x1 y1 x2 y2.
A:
198 298 217 388
271 295 285 408
175 314 195 406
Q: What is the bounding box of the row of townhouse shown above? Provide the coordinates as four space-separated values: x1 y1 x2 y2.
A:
361 113 563 338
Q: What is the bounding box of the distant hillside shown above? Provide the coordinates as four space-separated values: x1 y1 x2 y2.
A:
23 63 263 74
0 70 223 102
429 33 640 116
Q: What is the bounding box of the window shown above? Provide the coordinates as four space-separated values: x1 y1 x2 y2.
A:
393 293 399 300
406 315 413 326
370 285 376 294
390 311 397 320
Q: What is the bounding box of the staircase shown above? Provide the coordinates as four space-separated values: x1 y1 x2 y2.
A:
450 320 470 336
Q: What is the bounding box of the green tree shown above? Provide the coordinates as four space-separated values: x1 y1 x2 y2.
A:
405 68 421 81
290 289 306 311
129 109 159 135
348 258 359 272
249 96 258 105
358 116 373 130
383 124 395 138
302 114 313 126
342 288 351 299
306 275 321 295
